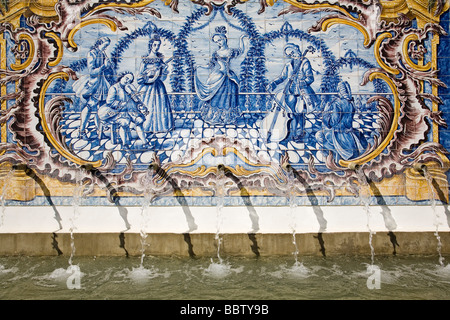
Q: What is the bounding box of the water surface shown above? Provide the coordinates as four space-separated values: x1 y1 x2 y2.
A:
0 255 449 300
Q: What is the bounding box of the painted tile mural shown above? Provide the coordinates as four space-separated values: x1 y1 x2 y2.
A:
0 0 449 206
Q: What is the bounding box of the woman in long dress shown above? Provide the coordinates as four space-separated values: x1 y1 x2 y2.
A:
194 26 247 125
137 34 173 133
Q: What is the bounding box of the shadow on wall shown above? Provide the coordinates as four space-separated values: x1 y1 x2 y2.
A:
288 165 327 257
16 161 449 258
154 165 198 258
15 165 65 255
79 165 132 257
20 165 63 231
368 180 400 255
223 166 261 257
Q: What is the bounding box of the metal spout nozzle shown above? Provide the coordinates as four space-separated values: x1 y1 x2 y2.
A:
348 163 361 171
149 163 159 171
413 163 426 172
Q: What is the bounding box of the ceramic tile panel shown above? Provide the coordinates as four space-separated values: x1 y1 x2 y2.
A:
0 0 449 206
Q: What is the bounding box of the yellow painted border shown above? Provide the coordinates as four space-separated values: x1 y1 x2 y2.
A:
431 31 440 143
67 19 118 49
84 0 157 15
320 18 371 47
402 33 432 71
163 146 285 180
0 33 6 148
10 34 35 71
381 0 450 24
282 0 359 21
2 0 446 26
45 32 63 67
339 72 401 168
374 32 400 75
39 72 102 167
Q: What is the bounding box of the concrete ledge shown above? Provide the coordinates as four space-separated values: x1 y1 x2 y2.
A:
1 205 449 234
0 232 448 257
1 205 448 256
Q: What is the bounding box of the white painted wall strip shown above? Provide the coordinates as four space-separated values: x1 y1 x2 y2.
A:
0 205 449 234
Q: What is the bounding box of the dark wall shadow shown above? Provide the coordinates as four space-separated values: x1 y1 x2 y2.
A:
222 166 260 257
18 165 65 256
20 165 63 232
51 232 64 256
223 167 260 234
183 233 196 258
387 231 400 256
153 165 198 258
82 165 131 257
82 165 131 232
367 179 398 232
367 179 400 255
353 169 400 256
119 232 129 258
289 166 327 257
153 165 198 233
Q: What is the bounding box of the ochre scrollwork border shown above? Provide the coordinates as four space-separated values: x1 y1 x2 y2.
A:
0 0 448 203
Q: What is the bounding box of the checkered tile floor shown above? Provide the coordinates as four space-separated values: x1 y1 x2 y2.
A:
60 110 380 168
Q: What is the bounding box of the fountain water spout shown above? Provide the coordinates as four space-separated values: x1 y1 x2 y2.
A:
69 167 84 267
125 164 158 283
204 164 231 278
416 163 445 267
64 167 84 290
413 163 426 172
139 163 157 268
350 164 375 266
349 164 383 288
285 164 301 266
215 164 225 264
348 163 361 172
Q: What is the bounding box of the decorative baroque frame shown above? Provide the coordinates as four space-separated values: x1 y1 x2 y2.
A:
0 0 449 204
